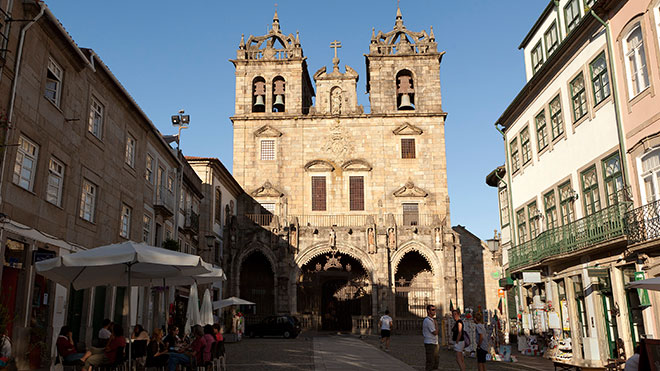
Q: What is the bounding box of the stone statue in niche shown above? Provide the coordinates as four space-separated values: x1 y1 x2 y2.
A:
331 87 342 115
330 228 336 248
434 227 442 250
367 228 376 254
290 226 298 254
387 228 396 250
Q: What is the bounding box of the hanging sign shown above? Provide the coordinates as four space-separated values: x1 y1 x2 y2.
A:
587 268 609 278
635 271 651 307
498 289 505 298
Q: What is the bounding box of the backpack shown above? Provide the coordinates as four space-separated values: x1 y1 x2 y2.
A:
463 330 471 347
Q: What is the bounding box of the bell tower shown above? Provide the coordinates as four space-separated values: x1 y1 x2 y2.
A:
231 11 314 116
366 7 444 114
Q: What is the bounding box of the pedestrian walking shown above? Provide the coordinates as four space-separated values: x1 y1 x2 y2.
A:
474 311 488 371
422 304 439 371
378 310 393 351
451 309 466 371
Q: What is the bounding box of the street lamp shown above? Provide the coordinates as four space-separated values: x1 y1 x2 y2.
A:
171 109 190 151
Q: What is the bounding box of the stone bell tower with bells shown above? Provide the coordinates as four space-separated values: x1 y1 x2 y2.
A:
231 10 314 116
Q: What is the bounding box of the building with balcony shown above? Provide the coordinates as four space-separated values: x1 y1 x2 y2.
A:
489 0 649 366
0 1 181 368
228 9 461 332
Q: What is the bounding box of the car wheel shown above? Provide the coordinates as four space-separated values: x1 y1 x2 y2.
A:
283 330 291 339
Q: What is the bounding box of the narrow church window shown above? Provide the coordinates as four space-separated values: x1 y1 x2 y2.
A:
401 138 416 159
402 203 419 226
349 176 364 211
272 76 286 112
260 140 275 161
252 76 266 112
312 176 326 211
396 70 415 110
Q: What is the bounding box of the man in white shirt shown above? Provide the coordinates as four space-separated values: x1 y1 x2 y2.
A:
97 319 112 347
378 310 393 351
422 305 439 371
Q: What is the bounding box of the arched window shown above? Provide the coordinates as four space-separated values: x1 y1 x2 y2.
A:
396 70 415 110
272 76 286 112
252 76 266 113
623 23 649 98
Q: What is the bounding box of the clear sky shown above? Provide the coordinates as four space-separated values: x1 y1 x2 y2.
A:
46 0 548 241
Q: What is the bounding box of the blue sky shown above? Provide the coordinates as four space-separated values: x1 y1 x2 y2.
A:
46 1 548 241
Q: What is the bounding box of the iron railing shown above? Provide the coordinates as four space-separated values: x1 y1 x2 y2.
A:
154 186 175 215
293 214 371 227
625 198 660 245
243 213 274 226
184 210 199 233
393 214 439 227
509 202 628 271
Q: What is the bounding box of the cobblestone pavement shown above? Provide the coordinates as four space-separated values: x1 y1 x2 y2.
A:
360 334 556 371
224 331 556 370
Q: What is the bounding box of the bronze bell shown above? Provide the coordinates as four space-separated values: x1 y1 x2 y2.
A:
273 94 285 111
398 93 414 110
253 95 265 109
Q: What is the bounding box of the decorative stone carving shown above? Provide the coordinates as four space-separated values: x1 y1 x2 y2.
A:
387 228 397 250
393 181 428 198
434 227 443 251
331 87 342 115
367 227 376 254
304 159 335 172
329 228 336 249
322 120 354 163
237 11 303 60
254 125 283 138
369 7 441 57
392 122 423 136
341 159 372 172
251 181 284 198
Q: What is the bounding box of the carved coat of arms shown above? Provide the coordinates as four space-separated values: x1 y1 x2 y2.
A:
322 121 354 163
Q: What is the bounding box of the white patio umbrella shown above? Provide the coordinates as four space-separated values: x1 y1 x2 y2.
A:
35 241 211 369
184 282 202 336
200 289 214 326
627 277 660 291
213 296 256 310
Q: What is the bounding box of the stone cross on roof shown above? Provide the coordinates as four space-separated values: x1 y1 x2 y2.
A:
330 40 342 71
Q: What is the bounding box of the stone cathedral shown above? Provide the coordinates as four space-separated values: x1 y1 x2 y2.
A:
227 8 463 331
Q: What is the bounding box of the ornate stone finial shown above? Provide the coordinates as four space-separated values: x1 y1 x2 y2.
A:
429 26 435 42
295 30 300 45
272 9 280 32
330 40 342 72
395 6 404 27
239 33 245 49
371 27 377 43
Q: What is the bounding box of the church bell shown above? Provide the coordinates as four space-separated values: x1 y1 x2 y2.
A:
253 95 265 109
273 94 285 111
398 93 414 110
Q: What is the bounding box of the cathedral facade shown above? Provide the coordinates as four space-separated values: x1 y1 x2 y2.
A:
227 8 462 331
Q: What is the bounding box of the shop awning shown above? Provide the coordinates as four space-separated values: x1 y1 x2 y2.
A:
1 219 84 252
499 277 514 288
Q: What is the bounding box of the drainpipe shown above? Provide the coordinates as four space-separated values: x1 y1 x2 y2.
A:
495 124 517 246
0 1 46 206
590 9 630 188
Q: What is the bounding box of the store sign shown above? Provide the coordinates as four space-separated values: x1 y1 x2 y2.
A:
32 251 56 263
635 271 651 307
522 271 542 283
587 268 609 278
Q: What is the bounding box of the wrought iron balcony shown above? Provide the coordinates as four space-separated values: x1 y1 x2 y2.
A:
508 202 628 272
625 198 660 245
154 186 175 216
184 210 199 234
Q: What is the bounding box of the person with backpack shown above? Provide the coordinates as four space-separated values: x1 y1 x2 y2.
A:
451 309 466 371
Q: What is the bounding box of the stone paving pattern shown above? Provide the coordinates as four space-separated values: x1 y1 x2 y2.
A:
224 331 557 370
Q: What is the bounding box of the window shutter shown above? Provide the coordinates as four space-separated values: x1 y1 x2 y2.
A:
312 176 326 211
401 139 416 159
349 176 364 211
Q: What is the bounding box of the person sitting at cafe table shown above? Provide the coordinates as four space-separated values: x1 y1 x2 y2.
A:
56 326 92 364
202 325 215 364
97 319 112 347
83 323 126 371
167 325 206 371
146 328 169 368
163 325 180 350
131 324 149 341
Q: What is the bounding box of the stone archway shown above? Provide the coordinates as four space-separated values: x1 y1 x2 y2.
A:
290 243 376 330
235 245 278 316
391 242 440 318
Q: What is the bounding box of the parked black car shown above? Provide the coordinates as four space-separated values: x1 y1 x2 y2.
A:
246 315 301 339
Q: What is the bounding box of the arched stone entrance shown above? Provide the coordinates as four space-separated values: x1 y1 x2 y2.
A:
393 249 435 318
296 252 372 331
239 250 275 315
